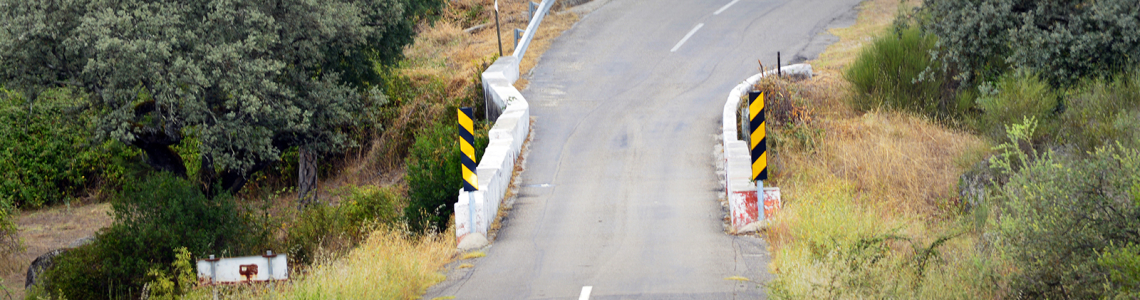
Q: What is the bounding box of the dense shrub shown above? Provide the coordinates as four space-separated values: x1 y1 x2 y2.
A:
0 88 139 209
341 184 400 227
1056 69 1140 151
145 247 197 300
846 26 955 118
919 0 1140 87
285 184 401 265
988 118 1140 298
973 72 1058 142
45 173 246 299
404 118 489 233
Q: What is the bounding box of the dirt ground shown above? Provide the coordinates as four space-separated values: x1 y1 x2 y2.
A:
0 203 113 300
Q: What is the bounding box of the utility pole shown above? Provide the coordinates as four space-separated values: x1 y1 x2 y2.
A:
495 0 503 56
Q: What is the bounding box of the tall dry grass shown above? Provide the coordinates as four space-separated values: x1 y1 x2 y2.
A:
184 226 455 300
278 227 453 299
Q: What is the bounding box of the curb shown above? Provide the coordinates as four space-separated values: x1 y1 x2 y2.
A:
721 64 812 231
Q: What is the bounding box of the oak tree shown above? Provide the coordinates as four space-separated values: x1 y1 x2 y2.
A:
0 0 428 196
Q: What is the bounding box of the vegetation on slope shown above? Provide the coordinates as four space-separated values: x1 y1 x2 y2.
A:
7 0 579 298
766 0 1140 298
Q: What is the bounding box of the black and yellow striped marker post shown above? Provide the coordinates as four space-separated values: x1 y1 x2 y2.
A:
748 91 767 182
748 90 768 221
458 107 478 191
459 107 479 235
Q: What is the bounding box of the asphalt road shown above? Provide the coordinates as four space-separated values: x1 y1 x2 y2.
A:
425 0 861 298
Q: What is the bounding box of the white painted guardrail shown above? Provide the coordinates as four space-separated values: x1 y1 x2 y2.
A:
722 64 811 232
455 0 555 249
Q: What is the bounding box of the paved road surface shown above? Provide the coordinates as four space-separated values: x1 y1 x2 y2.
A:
425 0 861 298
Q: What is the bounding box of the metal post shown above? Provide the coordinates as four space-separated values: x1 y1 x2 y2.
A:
515 28 524 49
529 1 538 21
756 181 765 222
495 1 502 56
265 250 273 280
777 52 781 78
208 255 217 284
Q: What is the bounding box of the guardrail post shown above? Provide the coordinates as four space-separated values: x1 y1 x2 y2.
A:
529 1 539 21
514 28 524 49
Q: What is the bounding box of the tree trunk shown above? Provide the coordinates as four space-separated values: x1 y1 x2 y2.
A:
297 148 319 206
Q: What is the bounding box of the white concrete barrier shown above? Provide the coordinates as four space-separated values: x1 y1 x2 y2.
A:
722 64 811 231
456 0 554 249
197 252 288 284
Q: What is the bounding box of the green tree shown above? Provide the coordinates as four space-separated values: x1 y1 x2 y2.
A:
919 0 1140 86
0 0 435 196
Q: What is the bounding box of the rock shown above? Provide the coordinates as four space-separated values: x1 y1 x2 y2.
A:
737 220 771 234
68 236 94 248
958 158 994 212
457 233 489 251
26 249 68 289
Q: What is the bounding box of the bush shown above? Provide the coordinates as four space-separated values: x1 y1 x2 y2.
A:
45 173 246 299
404 117 488 233
920 0 1140 87
285 184 401 265
341 184 400 227
846 26 954 118
988 118 1140 298
1098 242 1140 298
973 72 1058 142
0 88 140 209
1056 69 1140 151
145 247 197 300
0 204 16 260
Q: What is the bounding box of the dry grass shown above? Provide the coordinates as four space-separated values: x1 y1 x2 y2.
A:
185 226 455 300
819 111 985 215
811 0 914 73
349 0 579 179
761 0 996 297
278 227 453 299
0 203 112 300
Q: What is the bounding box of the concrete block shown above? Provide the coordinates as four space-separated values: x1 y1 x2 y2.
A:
485 56 520 83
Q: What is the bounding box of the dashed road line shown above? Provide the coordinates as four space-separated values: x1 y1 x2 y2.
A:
671 23 704 52
714 0 741 15
579 286 593 300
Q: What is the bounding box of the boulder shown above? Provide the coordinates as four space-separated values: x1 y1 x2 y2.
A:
26 248 67 289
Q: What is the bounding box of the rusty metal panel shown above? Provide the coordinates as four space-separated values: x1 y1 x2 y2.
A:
196 251 288 285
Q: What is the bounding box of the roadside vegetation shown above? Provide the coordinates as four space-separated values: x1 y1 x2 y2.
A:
2 0 577 298
763 0 1140 298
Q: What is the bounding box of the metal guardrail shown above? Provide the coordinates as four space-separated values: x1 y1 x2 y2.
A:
512 0 555 62
484 0 554 122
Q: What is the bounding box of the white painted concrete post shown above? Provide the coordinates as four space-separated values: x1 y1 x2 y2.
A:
468 191 476 236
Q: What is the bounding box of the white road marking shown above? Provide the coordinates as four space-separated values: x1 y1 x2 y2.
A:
579 286 593 300
670 23 704 52
714 0 741 15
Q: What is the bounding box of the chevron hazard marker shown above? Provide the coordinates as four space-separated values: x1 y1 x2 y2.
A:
458 107 478 191
748 91 767 182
